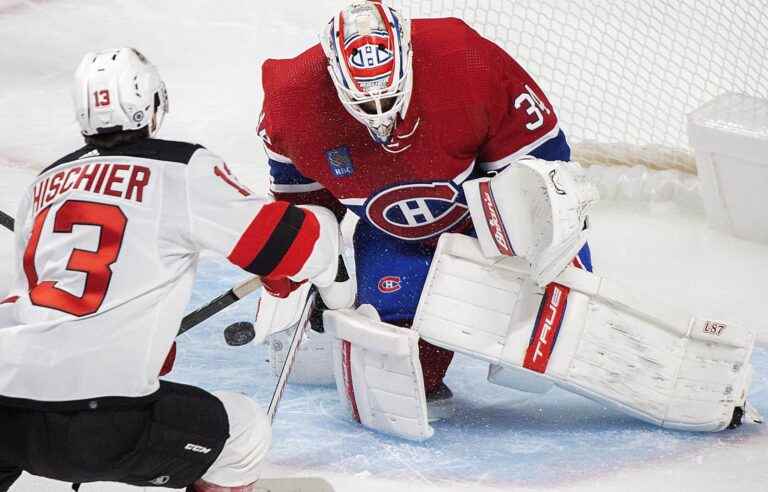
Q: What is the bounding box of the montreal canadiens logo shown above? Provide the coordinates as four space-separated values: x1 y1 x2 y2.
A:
365 182 469 241
349 43 393 70
344 34 394 79
378 276 402 294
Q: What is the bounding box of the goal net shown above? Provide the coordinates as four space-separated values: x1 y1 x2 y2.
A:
390 0 768 174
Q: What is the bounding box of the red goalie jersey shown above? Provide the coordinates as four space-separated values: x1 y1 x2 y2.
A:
259 18 568 242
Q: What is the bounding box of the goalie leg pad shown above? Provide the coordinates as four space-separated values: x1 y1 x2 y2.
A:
324 305 433 441
266 328 335 385
414 234 757 432
551 267 756 432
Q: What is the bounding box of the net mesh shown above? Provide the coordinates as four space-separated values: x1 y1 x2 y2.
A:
390 0 768 172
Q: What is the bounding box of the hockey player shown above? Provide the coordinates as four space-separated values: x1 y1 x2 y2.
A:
258 1 760 441
0 48 344 491
257 1 590 432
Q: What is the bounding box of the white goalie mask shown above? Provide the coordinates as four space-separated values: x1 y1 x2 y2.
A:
73 47 169 137
321 1 413 144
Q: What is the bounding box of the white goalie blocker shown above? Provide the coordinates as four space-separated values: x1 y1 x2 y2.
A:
413 233 760 431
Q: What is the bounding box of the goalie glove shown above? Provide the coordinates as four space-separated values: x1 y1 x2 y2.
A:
464 157 598 286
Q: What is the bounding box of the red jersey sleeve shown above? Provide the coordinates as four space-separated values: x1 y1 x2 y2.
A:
258 102 347 222
476 37 563 171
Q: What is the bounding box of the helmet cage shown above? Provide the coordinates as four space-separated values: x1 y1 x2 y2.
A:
322 2 413 143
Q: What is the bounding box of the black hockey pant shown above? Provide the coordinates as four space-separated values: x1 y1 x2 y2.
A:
0 381 230 491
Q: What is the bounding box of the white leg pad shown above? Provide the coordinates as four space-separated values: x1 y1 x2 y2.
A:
413 233 542 364
324 305 433 441
414 233 758 432
265 328 335 385
487 364 554 394
552 267 756 431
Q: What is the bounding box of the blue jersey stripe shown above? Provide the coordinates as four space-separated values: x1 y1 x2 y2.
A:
528 129 571 162
269 159 317 186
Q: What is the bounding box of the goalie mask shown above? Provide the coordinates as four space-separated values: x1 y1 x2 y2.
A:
73 47 169 137
321 1 413 144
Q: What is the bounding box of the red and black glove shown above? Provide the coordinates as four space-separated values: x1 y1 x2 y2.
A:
262 276 306 299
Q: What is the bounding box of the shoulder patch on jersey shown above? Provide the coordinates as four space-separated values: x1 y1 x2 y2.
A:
42 145 97 175
325 146 355 177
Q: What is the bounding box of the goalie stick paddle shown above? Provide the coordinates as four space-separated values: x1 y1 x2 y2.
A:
267 285 318 424
0 209 14 232
266 255 350 423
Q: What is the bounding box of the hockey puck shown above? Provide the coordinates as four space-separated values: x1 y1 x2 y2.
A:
224 321 256 346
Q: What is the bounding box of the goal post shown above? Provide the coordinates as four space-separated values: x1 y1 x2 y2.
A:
390 0 768 173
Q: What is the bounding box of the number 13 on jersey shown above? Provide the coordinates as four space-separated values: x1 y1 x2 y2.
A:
23 200 127 317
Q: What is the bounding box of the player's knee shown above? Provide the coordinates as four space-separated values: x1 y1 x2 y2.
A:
201 391 271 487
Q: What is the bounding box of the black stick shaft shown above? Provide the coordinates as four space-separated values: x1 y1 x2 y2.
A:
0 210 14 232
178 277 262 336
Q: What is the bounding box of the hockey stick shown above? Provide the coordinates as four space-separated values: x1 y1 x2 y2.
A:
267 285 317 424
0 209 14 232
266 256 351 423
178 276 263 337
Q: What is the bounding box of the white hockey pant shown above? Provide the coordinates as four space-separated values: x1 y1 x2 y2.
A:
200 392 272 487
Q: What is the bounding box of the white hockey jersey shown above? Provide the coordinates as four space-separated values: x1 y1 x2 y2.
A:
0 139 323 407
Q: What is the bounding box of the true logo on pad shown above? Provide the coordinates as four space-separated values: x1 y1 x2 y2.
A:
524 284 569 373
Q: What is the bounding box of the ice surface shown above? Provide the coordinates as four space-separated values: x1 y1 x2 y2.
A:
1 1 767 491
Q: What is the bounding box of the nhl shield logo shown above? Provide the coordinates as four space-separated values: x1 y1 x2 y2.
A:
326 146 355 177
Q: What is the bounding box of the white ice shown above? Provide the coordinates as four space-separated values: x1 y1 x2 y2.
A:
1 1 767 491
